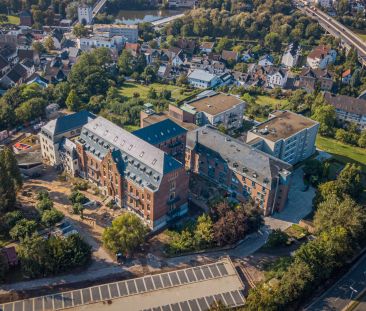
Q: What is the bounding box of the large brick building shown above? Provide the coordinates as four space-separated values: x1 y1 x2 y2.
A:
186 126 292 215
75 116 189 231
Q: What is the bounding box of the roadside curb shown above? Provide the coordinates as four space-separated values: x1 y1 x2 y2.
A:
343 288 366 311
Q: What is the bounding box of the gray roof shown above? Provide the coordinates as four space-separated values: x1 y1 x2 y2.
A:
133 119 187 146
187 126 292 188
42 111 96 140
188 69 217 82
78 117 182 187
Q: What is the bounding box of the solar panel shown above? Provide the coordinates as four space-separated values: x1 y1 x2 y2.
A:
169 272 180 286
197 297 209 310
135 278 146 293
118 281 128 296
201 266 213 279
231 290 245 305
170 303 180 311
144 276 155 291
216 263 228 276
100 284 110 300
161 305 171 311
63 292 73 309
43 295 53 310
3 304 12 311
188 299 200 311
109 283 119 298
222 292 234 306
82 288 91 303
34 297 43 311
72 290 82 306
161 274 172 287
214 294 224 304
14 301 23 311
91 286 101 301
208 265 220 278
177 270 188 284
205 296 215 308
193 267 204 281
152 275 163 289
23 299 33 311
179 301 190 311
152 307 161 311
185 269 197 282
127 280 137 294
53 293 63 310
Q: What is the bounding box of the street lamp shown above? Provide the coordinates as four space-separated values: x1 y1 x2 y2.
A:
349 286 358 301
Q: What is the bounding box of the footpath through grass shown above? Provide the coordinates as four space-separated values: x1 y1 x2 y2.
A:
316 136 366 171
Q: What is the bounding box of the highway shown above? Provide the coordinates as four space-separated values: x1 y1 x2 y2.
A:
304 253 366 311
298 2 366 66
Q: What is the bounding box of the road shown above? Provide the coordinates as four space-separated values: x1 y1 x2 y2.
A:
298 2 366 66
92 0 108 17
305 252 366 311
0 228 269 295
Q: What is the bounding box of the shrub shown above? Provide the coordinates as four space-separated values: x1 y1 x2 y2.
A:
265 229 288 248
9 219 37 240
41 209 64 227
36 198 54 212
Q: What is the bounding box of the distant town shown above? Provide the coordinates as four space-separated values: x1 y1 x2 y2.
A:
0 0 366 311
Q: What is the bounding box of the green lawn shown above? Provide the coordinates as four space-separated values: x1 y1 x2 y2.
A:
119 82 194 102
351 28 366 42
316 136 366 171
0 15 20 25
255 95 288 109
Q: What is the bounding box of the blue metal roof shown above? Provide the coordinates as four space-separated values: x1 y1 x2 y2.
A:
133 119 187 146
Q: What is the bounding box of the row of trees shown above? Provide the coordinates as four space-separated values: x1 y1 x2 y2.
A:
244 163 366 310
167 201 263 255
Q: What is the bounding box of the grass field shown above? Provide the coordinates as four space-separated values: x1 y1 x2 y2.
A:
351 28 366 42
316 136 366 171
255 95 288 109
0 15 20 25
119 82 194 102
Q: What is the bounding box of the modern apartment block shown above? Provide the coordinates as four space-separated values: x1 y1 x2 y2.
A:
133 119 187 163
93 24 139 43
324 92 366 130
186 126 292 215
246 110 319 165
75 116 189 231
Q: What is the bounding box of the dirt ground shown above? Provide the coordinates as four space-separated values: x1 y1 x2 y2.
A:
18 166 125 265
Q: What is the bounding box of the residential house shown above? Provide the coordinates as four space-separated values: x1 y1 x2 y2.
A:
298 67 334 92
281 43 301 68
0 61 32 88
133 118 187 163
0 55 10 76
221 50 239 63
176 38 196 54
0 45 18 64
68 47 81 64
200 42 214 54
75 116 189 230
324 92 366 129
162 47 185 67
246 110 319 165
187 69 221 89
266 67 288 88
258 54 274 67
306 45 337 69
341 69 352 84
242 52 253 63
186 126 292 215
168 0 196 8
125 43 140 57
19 10 32 27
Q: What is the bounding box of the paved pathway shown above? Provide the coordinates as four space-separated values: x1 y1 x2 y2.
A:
0 229 269 295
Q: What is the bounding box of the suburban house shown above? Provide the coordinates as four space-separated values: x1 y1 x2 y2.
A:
133 119 187 163
246 110 319 165
186 126 292 215
298 67 334 92
221 50 239 62
75 116 189 231
324 92 366 130
258 54 274 67
306 45 337 69
187 69 221 89
266 67 288 88
281 43 301 68
200 42 214 53
341 69 352 84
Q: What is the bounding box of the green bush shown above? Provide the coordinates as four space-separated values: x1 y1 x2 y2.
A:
9 219 37 240
36 198 54 212
265 229 288 248
41 209 64 227
68 191 88 204
72 203 85 215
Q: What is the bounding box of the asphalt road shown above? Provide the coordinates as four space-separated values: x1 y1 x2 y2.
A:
305 253 366 311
